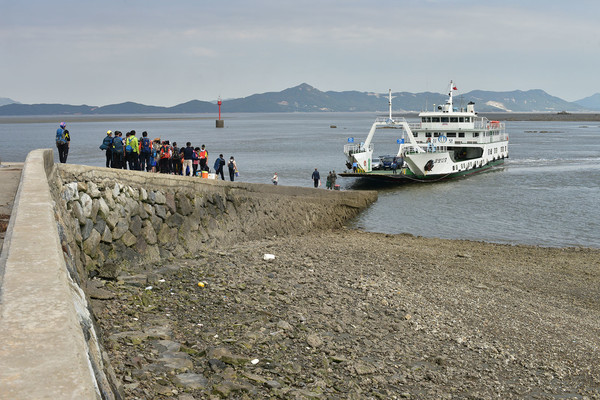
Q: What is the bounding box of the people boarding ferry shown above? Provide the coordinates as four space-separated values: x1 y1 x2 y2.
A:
340 81 509 182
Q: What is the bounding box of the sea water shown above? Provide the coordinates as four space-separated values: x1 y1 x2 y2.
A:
1 113 598 248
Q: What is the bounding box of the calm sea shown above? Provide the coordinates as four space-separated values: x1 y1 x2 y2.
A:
1 113 599 248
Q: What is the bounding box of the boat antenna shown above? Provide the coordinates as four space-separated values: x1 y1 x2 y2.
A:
388 89 393 120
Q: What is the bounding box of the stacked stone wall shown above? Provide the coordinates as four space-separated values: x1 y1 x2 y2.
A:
51 164 376 282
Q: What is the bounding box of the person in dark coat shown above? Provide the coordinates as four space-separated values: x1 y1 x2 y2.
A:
214 154 226 180
311 168 320 188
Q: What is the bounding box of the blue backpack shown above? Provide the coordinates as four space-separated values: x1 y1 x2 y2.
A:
99 136 112 150
140 137 151 153
56 128 66 145
113 136 124 153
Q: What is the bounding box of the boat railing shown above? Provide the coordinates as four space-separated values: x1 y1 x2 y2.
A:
344 143 373 156
372 116 410 127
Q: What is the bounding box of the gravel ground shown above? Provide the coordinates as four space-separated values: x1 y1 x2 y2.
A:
93 229 600 399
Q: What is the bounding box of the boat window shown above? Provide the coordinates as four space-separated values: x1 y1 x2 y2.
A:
459 117 464 122
426 117 431 122
447 132 456 137
414 132 418 137
441 117 449 123
421 117 427 122
450 117 458 123
432 117 440 122
473 132 479 137
465 117 471 122
426 132 432 138
433 132 440 137
458 132 465 138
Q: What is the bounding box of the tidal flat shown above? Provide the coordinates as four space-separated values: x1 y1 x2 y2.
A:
93 229 600 399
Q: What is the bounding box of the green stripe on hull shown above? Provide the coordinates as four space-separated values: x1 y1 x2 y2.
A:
339 159 505 183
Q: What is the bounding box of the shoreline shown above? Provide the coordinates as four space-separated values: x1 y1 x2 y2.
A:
2 112 600 124
95 228 600 399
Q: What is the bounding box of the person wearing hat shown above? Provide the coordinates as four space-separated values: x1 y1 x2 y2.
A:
55 121 70 163
100 130 114 168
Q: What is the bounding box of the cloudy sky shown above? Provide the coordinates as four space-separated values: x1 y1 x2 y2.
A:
1 0 598 106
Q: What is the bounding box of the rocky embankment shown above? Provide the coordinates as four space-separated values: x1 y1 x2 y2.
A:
93 230 600 399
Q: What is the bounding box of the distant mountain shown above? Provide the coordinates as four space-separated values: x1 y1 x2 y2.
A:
0 97 19 106
464 89 581 112
0 84 593 115
574 93 600 110
0 103 95 115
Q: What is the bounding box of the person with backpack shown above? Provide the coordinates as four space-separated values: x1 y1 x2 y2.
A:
214 154 226 180
99 130 113 168
151 138 160 172
139 131 152 172
199 144 208 171
227 156 238 181
193 147 200 176
111 131 124 169
125 130 139 170
55 122 70 163
171 141 182 175
159 140 172 174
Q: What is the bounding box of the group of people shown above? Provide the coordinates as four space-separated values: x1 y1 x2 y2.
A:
98 129 238 181
55 122 340 188
310 168 338 189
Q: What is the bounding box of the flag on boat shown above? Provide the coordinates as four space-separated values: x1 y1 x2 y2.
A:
453 86 458 90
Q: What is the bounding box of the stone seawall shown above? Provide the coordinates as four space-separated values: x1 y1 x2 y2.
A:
53 163 375 280
0 149 377 399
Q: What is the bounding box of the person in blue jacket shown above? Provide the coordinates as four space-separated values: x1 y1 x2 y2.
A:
214 154 226 180
100 130 113 168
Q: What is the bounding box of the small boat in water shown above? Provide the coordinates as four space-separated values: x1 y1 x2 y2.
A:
340 81 509 182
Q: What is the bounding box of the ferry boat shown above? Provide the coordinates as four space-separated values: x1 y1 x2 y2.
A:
340 81 509 182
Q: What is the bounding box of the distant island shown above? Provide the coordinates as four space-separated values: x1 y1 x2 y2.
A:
1 83 599 116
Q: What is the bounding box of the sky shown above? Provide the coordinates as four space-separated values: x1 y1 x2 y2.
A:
1 0 599 106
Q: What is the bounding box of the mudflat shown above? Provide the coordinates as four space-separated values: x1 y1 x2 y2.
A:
0 163 22 248
95 229 600 399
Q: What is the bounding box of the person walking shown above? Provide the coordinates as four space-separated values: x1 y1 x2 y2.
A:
100 130 113 168
55 122 70 163
272 172 278 185
180 142 195 176
214 154 226 180
331 170 337 189
311 168 320 188
227 156 237 181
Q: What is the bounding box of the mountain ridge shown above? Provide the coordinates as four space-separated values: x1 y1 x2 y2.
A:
0 84 597 115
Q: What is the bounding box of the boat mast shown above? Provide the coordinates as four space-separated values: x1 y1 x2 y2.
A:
447 80 454 110
388 89 393 120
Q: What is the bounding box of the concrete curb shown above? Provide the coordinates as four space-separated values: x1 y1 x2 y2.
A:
0 150 99 399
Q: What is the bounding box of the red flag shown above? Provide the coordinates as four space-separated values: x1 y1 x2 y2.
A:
452 86 458 90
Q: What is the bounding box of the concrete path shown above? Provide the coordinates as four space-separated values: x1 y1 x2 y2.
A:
0 163 22 250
